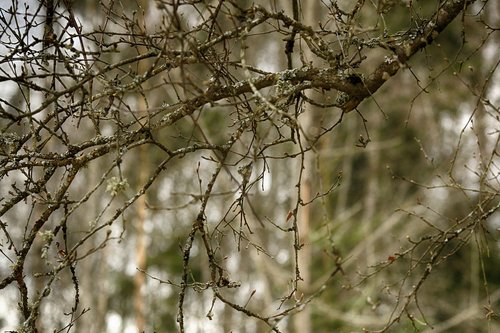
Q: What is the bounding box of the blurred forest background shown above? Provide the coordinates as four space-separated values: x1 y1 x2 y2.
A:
0 0 499 332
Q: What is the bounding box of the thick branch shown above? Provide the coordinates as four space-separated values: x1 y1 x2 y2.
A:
347 0 476 111
153 0 476 118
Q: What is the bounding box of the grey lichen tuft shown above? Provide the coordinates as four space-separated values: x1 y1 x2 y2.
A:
106 176 129 196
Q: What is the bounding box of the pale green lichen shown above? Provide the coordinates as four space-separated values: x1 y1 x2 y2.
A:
38 230 54 243
106 176 128 196
276 68 302 95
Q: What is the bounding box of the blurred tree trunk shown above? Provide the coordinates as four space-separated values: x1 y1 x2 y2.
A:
293 1 322 332
335 119 357 219
75 158 110 333
95 240 111 331
467 1 498 319
361 115 381 267
296 154 312 333
134 1 150 331
81 0 110 327
135 158 148 332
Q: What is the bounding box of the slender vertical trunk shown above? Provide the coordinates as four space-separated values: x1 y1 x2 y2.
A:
295 167 312 333
292 1 321 332
469 0 498 303
362 116 380 268
469 73 488 318
95 243 110 331
134 165 148 332
134 2 149 331
335 119 356 216
76 160 110 332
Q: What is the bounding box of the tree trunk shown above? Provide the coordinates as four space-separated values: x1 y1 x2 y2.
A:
292 0 322 331
134 2 149 331
134 166 148 332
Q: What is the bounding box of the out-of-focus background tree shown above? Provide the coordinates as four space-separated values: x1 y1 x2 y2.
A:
0 0 499 332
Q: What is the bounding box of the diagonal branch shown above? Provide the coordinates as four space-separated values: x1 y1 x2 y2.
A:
153 0 476 117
